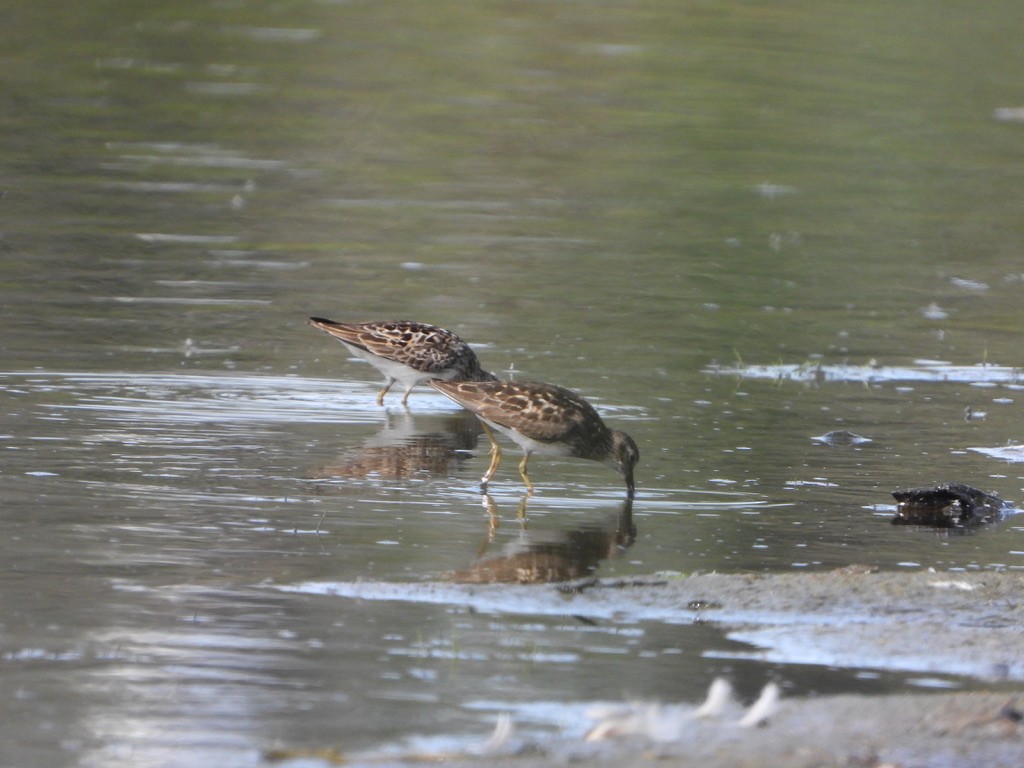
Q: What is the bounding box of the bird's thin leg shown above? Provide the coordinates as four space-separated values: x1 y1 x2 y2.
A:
478 421 502 490
376 378 395 406
518 452 536 495
400 383 416 406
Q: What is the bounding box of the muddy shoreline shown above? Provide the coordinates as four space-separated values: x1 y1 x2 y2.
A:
431 690 1024 768
584 569 1024 682
292 569 1024 766
466 569 1024 766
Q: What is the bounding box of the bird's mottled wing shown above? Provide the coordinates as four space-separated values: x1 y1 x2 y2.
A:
431 380 600 443
362 322 473 373
311 319 471 373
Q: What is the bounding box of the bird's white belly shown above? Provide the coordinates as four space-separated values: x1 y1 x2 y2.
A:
342 342 455 385
483 419 573 457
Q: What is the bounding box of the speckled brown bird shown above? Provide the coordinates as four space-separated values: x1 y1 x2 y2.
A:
430 379 639 495
309 317 496 406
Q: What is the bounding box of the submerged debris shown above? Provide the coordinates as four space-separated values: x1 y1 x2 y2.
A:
264 713 515 765
738 682 782 728
891 482 1014 528
704 359 1024 387
692 678 734 720
584 679 781 742
964 406 988 421
941 697 1024 739
812 430 872 446
968 444 1024 463
263 746 346 765
993 106 1024 122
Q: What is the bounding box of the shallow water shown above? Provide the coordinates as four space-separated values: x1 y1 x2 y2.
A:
4 1 1024 765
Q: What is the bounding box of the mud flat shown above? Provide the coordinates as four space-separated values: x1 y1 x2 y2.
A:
457 569 1024 767
583 568 1024 682
283 570 1024 766
434 689 1024 768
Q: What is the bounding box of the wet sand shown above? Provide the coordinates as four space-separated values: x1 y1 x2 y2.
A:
440 690 1024 768
306 569 1024 766
584 568 1024 682
470 569 1024 766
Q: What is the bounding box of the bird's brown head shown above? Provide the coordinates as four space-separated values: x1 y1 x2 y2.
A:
470 363 500 383
609 430 639 496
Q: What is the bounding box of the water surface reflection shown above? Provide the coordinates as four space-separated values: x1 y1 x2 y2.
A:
311 409 483 481
454 494 635 584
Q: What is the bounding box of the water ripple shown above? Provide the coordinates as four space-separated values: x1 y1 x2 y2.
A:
0 371 407 426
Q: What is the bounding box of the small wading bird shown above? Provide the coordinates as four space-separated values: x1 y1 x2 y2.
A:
308 317 496 406
430 379 639 495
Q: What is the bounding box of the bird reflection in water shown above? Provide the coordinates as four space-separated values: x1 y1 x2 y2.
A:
312 409 483 480
452 494 636 584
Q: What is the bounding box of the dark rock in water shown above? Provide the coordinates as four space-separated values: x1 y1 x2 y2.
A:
891 482 1013 528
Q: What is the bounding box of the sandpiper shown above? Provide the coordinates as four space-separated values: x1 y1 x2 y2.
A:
429 379 639 495
309 317 496 406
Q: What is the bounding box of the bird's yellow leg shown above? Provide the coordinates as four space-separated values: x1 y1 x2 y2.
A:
479 422 502 489
376 378 395 406
400 383 416 406
518 452 536 495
